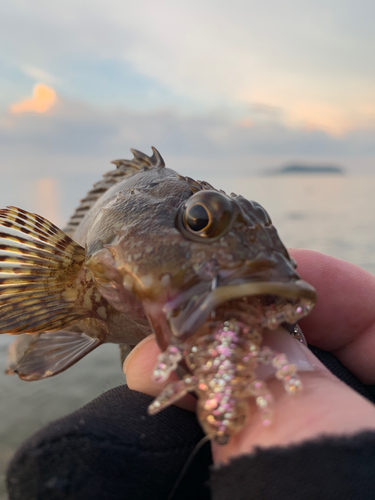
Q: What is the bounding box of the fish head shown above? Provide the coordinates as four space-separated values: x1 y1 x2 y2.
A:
85 170 316 349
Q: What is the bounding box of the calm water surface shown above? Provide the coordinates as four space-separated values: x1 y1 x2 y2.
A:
1 175 375 497
232 175 375 274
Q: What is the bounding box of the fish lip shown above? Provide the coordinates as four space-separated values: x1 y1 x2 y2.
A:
164 279 316 340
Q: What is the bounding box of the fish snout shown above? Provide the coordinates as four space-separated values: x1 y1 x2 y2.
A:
164 278 317 342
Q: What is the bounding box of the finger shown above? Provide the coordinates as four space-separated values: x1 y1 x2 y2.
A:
212 338 375 464
123 327 317 413
290 249 375 383
123 335 196 412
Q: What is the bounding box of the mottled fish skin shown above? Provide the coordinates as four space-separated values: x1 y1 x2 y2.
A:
1 147 317 441
82 163 314 351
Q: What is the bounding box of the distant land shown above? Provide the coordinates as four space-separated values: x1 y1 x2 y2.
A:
262 163 345 176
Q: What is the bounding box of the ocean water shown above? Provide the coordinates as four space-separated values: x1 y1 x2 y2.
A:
231 175 375 274
0 174 375 498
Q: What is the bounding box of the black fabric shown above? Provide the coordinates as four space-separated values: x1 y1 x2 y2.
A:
6 388 211 500
6 347 375 499
211 432 375 500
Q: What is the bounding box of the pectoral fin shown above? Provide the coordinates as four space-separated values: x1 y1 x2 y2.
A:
6 330 102 380
0 207 90 334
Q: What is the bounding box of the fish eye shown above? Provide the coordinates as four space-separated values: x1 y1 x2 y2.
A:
178 190 234 241
185 204 210 232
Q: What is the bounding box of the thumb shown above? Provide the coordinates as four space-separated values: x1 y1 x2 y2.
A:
123 332 375 466
123 334 196 412
213 332 375 464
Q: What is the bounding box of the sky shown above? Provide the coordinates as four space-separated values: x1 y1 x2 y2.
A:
0 0 375 223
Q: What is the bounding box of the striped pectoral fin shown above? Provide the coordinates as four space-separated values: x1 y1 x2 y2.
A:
0 206 90 334
6 330 102 380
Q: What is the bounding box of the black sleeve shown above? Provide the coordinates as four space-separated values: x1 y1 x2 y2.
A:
6 386 212 500
6 347 375 500
210 431 375 500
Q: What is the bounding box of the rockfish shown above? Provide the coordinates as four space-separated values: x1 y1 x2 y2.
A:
1 148 316 444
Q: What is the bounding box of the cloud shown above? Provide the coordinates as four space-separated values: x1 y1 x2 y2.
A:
292 103 355 137
0 92 375 224
1 0 375 135
21 65 60 85
1 94 375 175
9 84 57 114
1 0 375 228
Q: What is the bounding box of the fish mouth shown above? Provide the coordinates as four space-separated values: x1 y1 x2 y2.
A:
164 279 317 341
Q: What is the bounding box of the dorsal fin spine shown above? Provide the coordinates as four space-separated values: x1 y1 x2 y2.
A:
111 146 165 171
64 147 164 236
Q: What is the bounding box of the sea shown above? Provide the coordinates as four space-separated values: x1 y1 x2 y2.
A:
1 174 375 498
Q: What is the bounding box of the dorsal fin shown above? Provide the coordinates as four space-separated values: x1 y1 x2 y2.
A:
112 146 165 170
64 147 165 236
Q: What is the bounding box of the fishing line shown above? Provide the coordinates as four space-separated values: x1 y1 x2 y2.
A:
167 434 212 500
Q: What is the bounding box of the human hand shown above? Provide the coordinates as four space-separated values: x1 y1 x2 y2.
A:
123 250 375 465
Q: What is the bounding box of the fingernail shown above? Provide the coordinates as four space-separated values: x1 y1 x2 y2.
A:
256 327 317 380
123 334 156 375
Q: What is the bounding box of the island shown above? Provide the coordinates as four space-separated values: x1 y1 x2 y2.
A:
263 163 345 176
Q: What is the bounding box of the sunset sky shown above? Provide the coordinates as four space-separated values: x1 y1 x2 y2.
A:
0 0 375 222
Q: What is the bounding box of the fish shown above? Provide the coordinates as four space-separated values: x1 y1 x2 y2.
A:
1 147 316 444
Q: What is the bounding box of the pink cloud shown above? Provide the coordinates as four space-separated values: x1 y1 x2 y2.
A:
9 84 57 114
